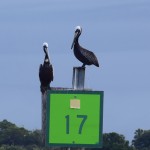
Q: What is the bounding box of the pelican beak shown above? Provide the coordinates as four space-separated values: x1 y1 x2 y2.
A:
43 46 48 55
71 32 78 49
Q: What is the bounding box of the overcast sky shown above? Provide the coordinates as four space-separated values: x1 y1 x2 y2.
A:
0 0 150 141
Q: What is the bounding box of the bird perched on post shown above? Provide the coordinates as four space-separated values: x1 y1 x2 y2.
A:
39 42 53 94
71 26 99 67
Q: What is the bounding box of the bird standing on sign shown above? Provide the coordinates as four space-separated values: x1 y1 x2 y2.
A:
71 26 99 67
39 42 54 94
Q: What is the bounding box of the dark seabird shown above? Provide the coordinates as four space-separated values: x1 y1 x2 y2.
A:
71 26 99 67
39 42 53 94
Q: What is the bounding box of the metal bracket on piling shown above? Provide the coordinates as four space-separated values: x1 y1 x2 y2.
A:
72 67 85 90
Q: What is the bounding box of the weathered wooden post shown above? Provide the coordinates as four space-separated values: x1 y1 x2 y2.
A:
41 92 47 145
42 91 54 150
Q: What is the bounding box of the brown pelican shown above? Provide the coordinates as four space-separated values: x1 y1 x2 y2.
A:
39 42 53 94
71 26 99 67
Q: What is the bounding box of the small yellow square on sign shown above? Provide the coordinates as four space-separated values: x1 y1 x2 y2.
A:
70 99 80 109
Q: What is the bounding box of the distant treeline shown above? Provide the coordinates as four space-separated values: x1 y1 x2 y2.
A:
0 120 150 150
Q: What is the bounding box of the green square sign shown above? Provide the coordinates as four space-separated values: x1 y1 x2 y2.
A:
46 90 103 148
